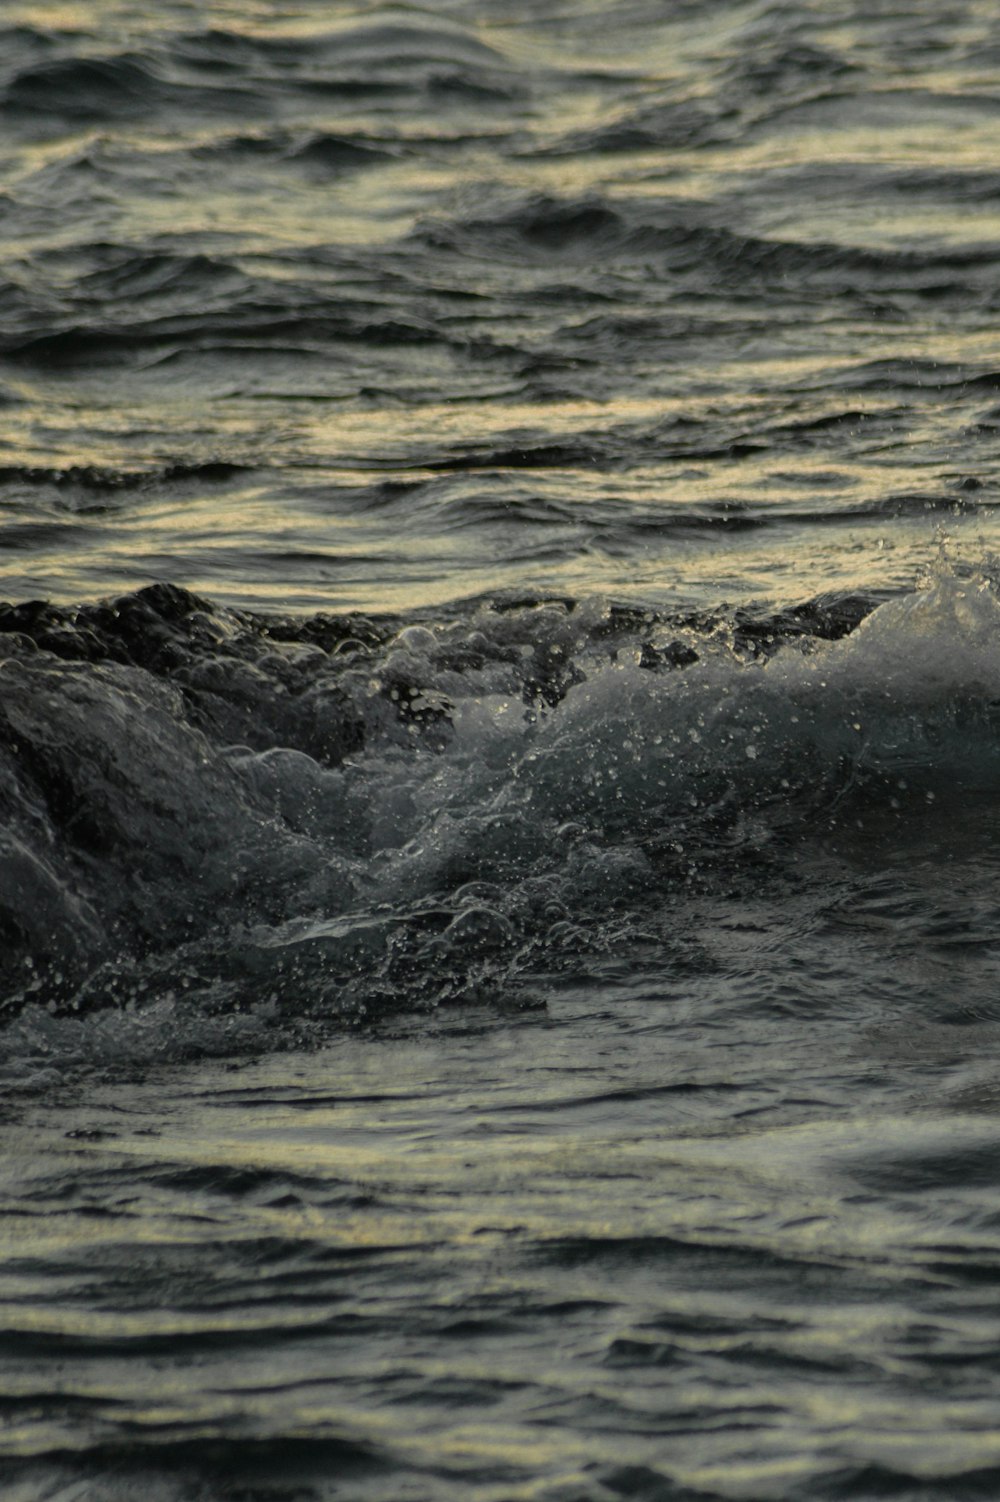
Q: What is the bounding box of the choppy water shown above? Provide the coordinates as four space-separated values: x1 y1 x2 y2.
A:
6 2 1000 1498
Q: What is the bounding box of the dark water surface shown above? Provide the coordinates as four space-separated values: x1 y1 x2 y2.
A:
6 1 1000 1498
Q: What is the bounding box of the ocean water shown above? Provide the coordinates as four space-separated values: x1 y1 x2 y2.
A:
6 2 1000 1498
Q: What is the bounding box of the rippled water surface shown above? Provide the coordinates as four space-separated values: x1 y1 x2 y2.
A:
5 0 1000 611
6 1 1000 1498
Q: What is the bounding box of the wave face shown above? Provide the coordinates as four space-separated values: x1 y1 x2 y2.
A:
8 2 1000 1499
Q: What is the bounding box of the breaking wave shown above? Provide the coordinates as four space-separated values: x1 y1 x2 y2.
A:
3 562 1000 1071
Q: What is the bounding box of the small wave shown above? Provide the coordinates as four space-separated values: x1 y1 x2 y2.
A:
743 84 1000 140
4 1435 390 1500
820 358 1000 395
411 191 1000 299
732 41 859 96
526 38 867 166
169 26 320 70
188 127 401 173
75 250 247 303
165 14 523 109
286 131 400 169
3 55 162 121
426 440 607 472
0 244 472 366
0 461 252 492
0 25 58 81
851 165 1000 202
291 16 512 72
533 98 729 157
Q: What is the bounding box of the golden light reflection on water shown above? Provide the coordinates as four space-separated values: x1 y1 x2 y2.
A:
9 3 93 26
4 0 1000 618
2 439 996 614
